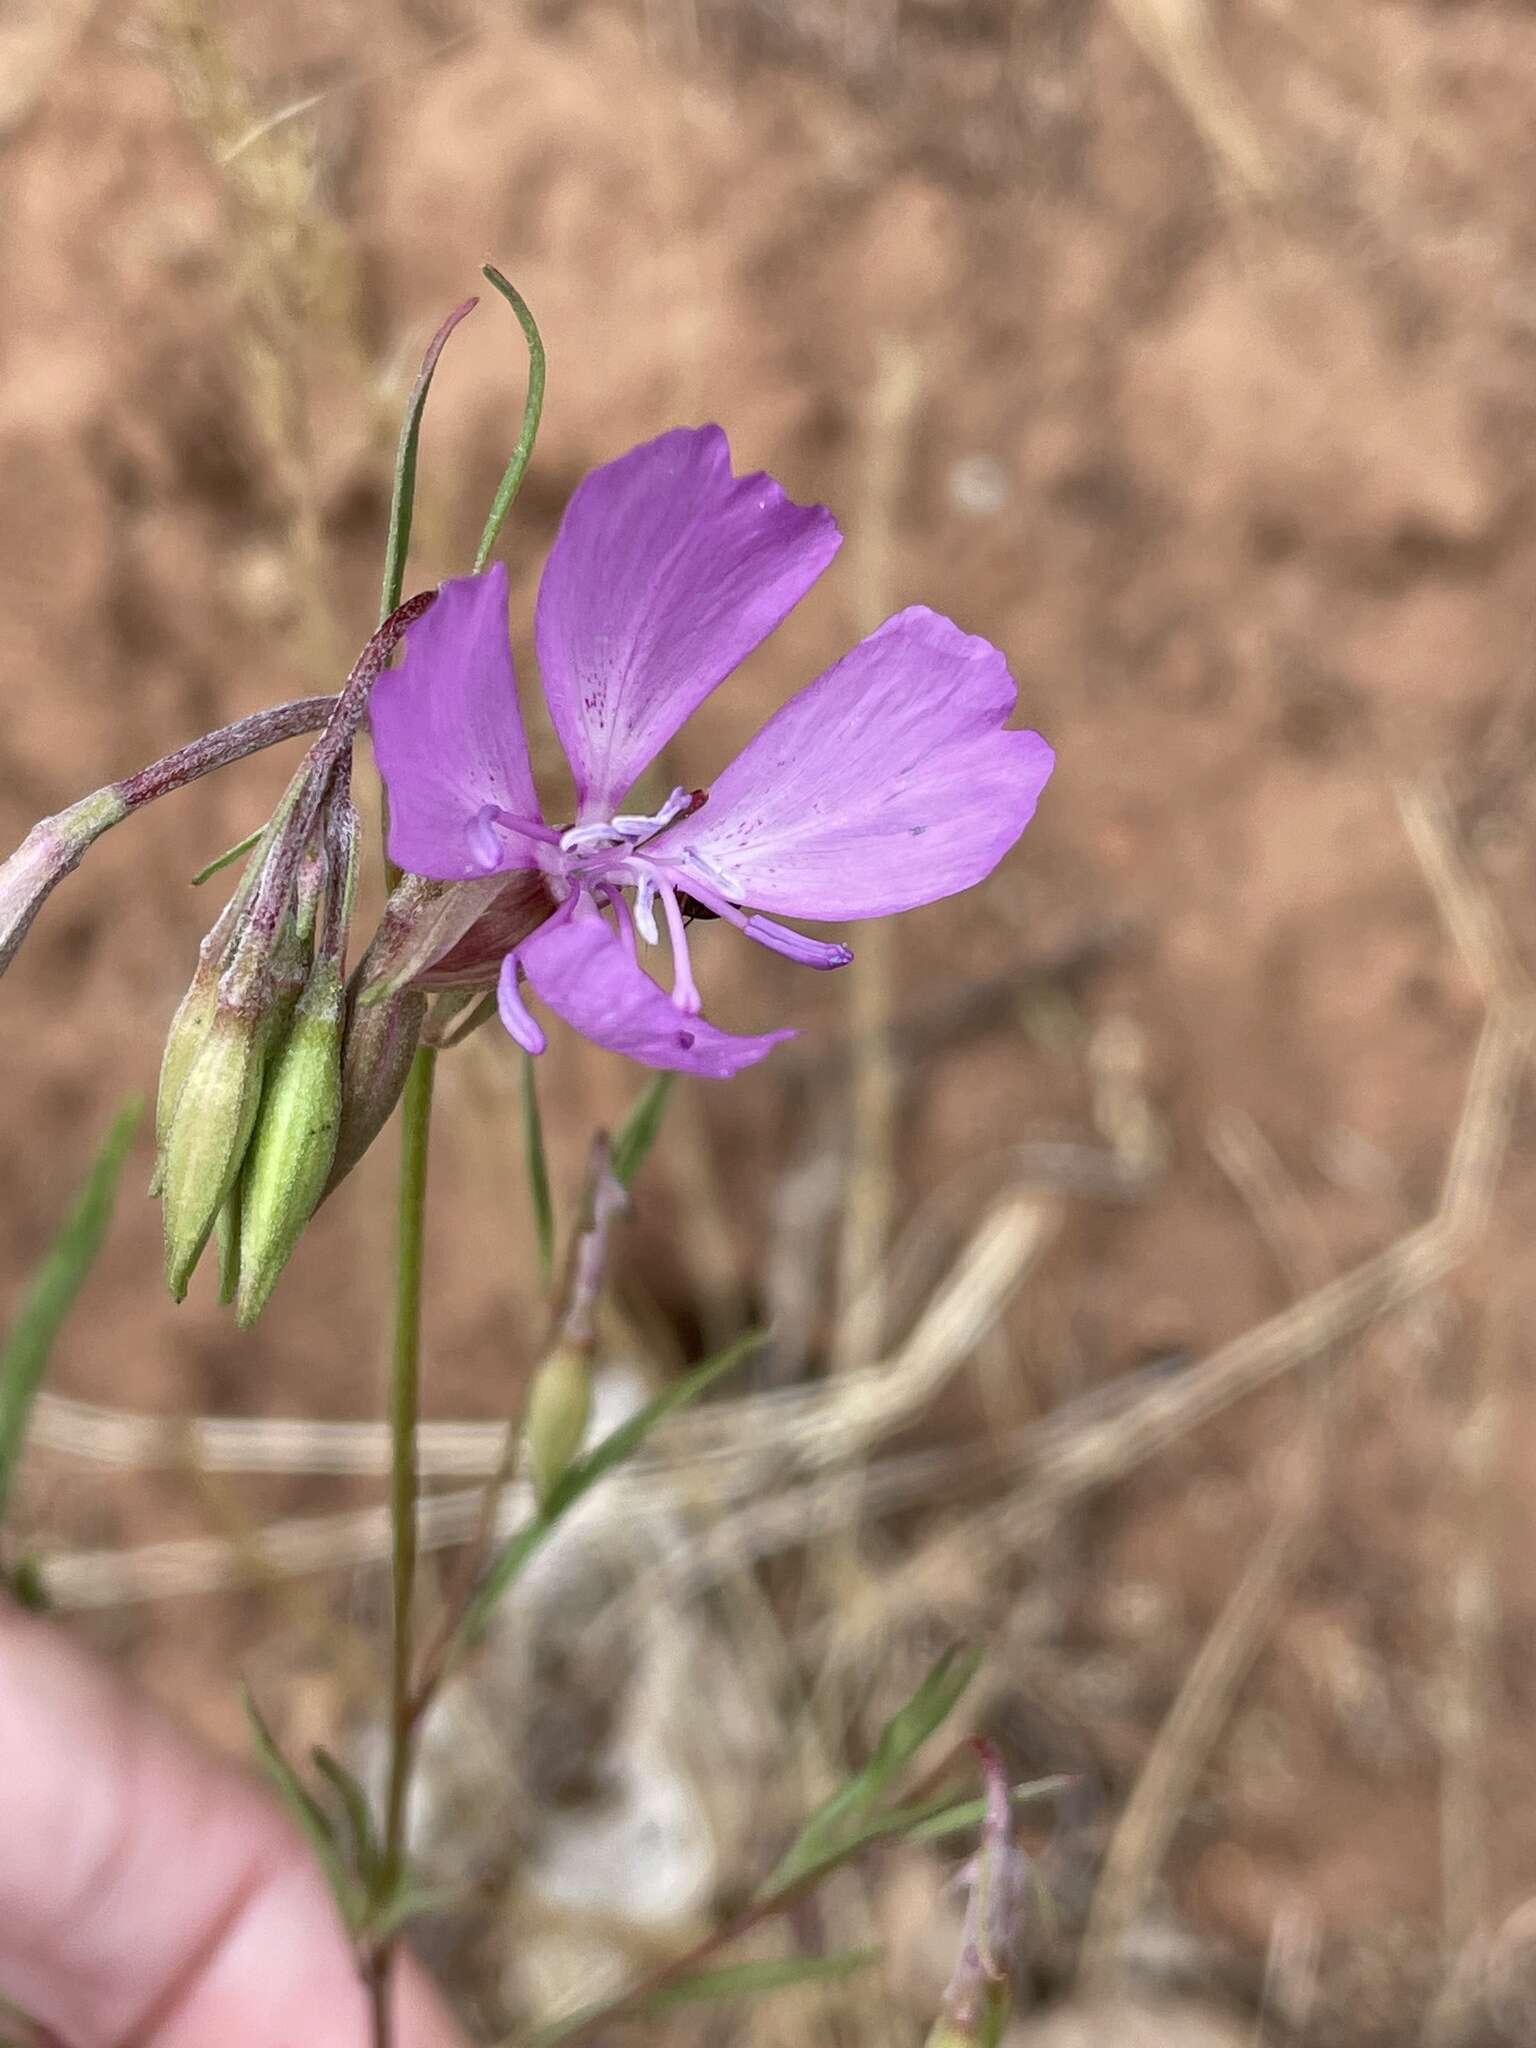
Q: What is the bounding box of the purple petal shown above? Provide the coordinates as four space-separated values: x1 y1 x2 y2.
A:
515 908 794 1076
535 426 841 816
370 563 544 881
647 606 1054 920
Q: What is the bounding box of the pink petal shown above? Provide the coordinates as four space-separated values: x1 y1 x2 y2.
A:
535 427 840 817
515 909 793 1076
370 564 544 881
647 607 1054 920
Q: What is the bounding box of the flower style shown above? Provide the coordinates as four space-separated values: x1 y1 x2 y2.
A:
370 427 1054 1076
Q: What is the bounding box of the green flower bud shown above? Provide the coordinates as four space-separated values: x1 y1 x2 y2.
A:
324 978 427 1196
159 1001 268 1301
235 959 345 1325
150 960 220 1198
216 1180 242 1306
523 1343 592 1511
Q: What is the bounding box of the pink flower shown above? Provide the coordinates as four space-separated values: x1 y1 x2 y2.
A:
370 427 1053 1076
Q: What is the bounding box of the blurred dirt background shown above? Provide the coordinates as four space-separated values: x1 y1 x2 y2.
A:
7 0 1536 2042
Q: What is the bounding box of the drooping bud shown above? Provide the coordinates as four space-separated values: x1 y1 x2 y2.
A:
236 795 357 1323
325 980 427 1196
151 769 311 1205
234 957 345 1323
151 953 221 1197
216 1181 243 1305
522 1342 592 1511
0 787 128 979
159 997 269 1301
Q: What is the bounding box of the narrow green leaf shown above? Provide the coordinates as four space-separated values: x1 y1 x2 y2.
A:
312 1746 383 1889
244 1690 359 1927
764 1646 983 1895
473 269 547 574
527 1948 880 2047
610 1072 675 1188
380 296 479 624
460 1330 762 1646
191 823 264 887
770 1775 1074 1901
642 1948 882 2014
896 1773 1073 1847
0 1101 139 1526
519 1054 555 1286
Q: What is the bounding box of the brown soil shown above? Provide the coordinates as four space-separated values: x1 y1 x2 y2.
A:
6 2 1536 2041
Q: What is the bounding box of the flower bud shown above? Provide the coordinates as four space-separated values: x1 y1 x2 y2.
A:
0 787 128 980
522 1343 592 1511
235 958 345 1325
216 1182 243 1305
324 978 428 1195
159 1000 268 1300
150 957 221 1197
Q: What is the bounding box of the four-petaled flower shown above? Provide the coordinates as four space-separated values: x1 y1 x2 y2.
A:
370 427 1054 1076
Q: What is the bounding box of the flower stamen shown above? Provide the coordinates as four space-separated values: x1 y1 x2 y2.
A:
657 881 703 1015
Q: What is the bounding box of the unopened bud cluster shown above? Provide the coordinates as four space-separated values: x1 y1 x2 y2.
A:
155 770 356 1319
0 579 558 1319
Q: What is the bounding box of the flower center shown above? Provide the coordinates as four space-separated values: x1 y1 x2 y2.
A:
557 785 700 862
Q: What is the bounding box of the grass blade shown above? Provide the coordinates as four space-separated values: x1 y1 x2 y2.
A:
460 1329 762 1646
312 1745 383 1889
473 269 547 573
642 1948 881 2014
0 1101 138 1527
527 1949 881 2046
764 1645 983 1894
244 1689 358 1924
611 1072 675 1187
519 1053 555 1285
769 1775 1075 1900
379 296 478 624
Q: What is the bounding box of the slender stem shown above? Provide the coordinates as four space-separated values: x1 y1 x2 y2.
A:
116 695 338 809
368 1041 438 2046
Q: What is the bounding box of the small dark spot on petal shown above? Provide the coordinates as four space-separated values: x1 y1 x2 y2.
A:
677 1029 696 1050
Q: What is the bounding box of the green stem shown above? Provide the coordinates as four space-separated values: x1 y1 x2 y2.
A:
368 1042 438 2045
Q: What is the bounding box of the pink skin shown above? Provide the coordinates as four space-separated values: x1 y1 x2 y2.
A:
0 1600 467 2047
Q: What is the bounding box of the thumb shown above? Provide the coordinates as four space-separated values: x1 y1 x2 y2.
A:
0 1597 468 2046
